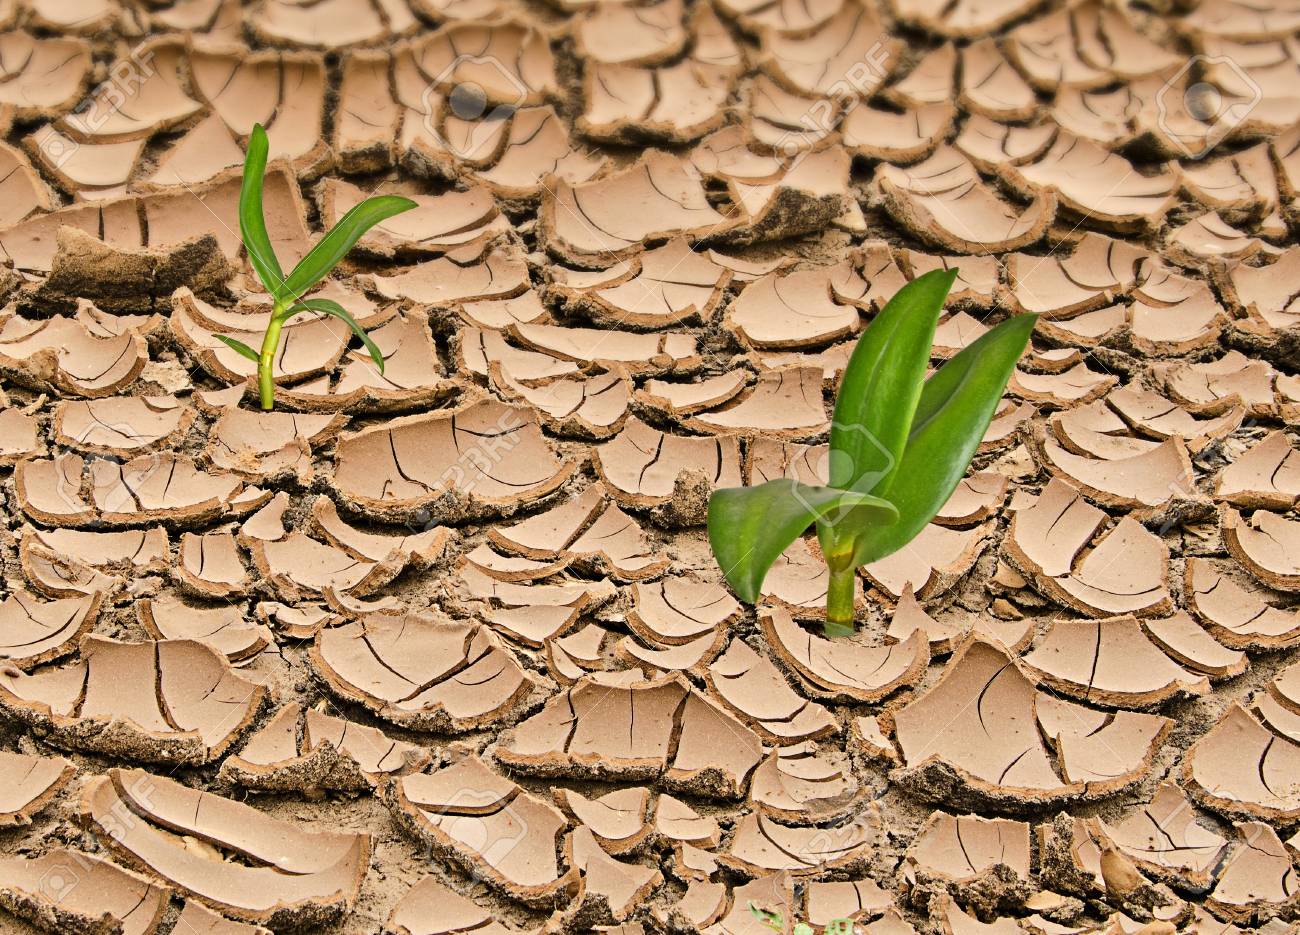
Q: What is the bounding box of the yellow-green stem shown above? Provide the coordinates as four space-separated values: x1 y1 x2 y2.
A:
258 304 285 410
824 564 856 638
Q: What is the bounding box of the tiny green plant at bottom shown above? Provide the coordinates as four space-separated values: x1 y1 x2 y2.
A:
215 123 416 411
750 901 855 934
708 269 1036 637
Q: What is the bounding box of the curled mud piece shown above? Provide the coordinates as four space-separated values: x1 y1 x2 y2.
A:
0 405 40 465
507 322 700 376
384 754 578 908
496 672 763 798
0 751 74 828
861 521 993 601
0 636 265 766
54 395 193 457
279 312 461 414
310 609 541 731
492 364 631 441
1001 134 1177 231
250 0 416 49
725 259 872 350
19 452 268 529
319 178 508 258
1129 267 1229 357
331 398 576 525
1206 821 1300 923
748 743 862 824
891 0 1042 37
891 638 1164 811
1005 232 1144 319
219 701 430 792
540 151 734 264
686 366 828 439
174 901 273 935
248 529 414 601
0 590 101 669
1184 558 1300 650
762 536 862 621
1157 351 1280 420
0 32 92 121
1009 362 1117 410
172 288 354 388
1106 385 1243 454
487 483 669 582
20 526 168 598
705 637 838 744
1004 480 1172 617
1221 507 1300 592
904 812 1031 886
0 848 170 935
82 767 371 929
559 825 664 927
386 876 523 935
137 598 271 662
1092 782 1228 890
1141 612 1248 682
1020 616 1210 708
759 0 896 97
720 808 880 877
333 51 400 173
626 574 741 645
593 417 742 526
555 787 652 855
0 311 148 398
958 39 1036 121
1215 431 1300 509
191 48 329 175
175 530 250 598
760 606 929 703
203 407 347 484
452 105 605 201
877 147 1055 255
1182 702 1300 823
548 238 731 330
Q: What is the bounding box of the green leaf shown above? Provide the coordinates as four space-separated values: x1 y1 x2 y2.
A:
289 298 386 374
849 312 1037 567
213 334 259 362
709 479 898 604
747 903 784 932
828 268 957 497
239 124 286 300
280 195 417 300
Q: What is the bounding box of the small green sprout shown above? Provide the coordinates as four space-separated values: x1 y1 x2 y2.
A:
709 269 1036 637
216 123 416 411
749 901 855 934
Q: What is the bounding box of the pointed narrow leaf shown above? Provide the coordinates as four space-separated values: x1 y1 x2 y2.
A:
290 298 385 374
828 268 957 497
213 334 259 362
709 479 898 603
280 196 417 300
850 312 1037 567
239 124 286 299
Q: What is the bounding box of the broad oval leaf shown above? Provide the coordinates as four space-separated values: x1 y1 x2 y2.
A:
829 268 956 497
239 124 286 300
289 298 385 374
213 334 259 362
848 312 1037 567
709 479 897 604
280 195 417 301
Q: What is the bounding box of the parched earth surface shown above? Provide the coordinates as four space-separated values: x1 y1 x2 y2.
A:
3 0 1300 933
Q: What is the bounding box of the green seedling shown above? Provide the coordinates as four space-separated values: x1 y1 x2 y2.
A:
709 269 1035 637
216 124 416 411
750 902 855 934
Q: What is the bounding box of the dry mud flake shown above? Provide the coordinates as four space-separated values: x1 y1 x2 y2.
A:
0 750 74 828
1182 702 1300 823
496 672 763 798
331 398 576 524
1184 557 1300 650
721 808 881 877
748 743 863 824
19 525 169 599
219 701 430 793
16 451 268 529
384 753 578 908
81 767 370 929
0 636 264 765
487 482 670 581
904 811 1031 886
0 590 100 669
1092 782 1229 891
1221 506 1300 592
891 638 1167 811
0 311 149 398
386 876 524 935
137 597 271 662
760 606 929 703
309 608 541 731
53 395 193 456
0 848 170 935
626 574 742 645
705 636 838 744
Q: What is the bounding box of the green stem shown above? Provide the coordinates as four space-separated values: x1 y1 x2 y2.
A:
258 304 285 411
824 564 857 638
